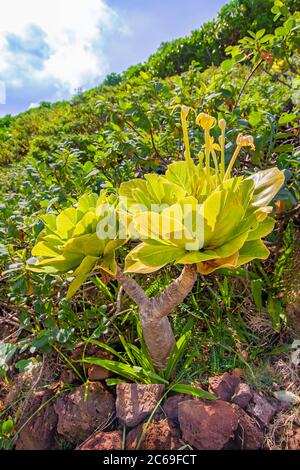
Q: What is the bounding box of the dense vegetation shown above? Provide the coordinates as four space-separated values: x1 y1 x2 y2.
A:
0 0 299 448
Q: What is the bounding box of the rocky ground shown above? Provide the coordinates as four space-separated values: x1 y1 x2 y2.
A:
10 368 299 451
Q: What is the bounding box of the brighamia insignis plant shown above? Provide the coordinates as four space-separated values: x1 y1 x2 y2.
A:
28 106 284 369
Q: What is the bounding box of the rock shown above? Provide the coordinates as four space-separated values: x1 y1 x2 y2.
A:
77 431 122 450
70 344 112 381
162 393 192 423
286 301 300 335
126 419 182 450
116 383 165 427
232 368 243 378
178 399 239 450
232 383 252 409
208 372 240 401
54 382 115 444
232 404 264 450
248 392 277 428
87 365 111 381
15 390 58 450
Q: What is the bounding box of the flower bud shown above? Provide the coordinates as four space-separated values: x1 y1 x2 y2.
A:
218 118 226 132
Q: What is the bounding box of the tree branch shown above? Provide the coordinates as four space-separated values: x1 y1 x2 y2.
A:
234 58 263 110
151 264 197 319
115 266 149 309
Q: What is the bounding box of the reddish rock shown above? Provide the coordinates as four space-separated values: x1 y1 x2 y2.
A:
116 383 165 427
70 344 112 381
15 390 58 450
87 365 111 381
126 419 182 450
77 431 122 450
232 405 264 450
208 372 240 401
248 392 277 428
178 399 239 450
54 382 115 444
162 393 192 423
232 383 252 409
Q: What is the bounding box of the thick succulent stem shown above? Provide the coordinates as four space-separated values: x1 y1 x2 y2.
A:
140 307 176 370
116 264 197 369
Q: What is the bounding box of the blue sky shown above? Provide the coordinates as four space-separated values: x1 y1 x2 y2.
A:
0 0 227 117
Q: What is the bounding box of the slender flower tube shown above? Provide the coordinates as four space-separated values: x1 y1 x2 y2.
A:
224 133 255 179
218 118 226 180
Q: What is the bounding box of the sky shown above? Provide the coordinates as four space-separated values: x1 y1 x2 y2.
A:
0 0 227 117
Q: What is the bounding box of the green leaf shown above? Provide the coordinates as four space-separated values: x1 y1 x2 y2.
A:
133 243 185 268
1 418 14 436
267 295 283 331
165 320 193 381
56 207 77 237
15 358 40 372
28 253 83 274
66 255 98 299
92 276 115 301
32 241 61 257
77 193 98 214
256 29 266 39
278 113 297 125
124 243 170 274
169 383 216 400
106 378 125 386
63 233 105 257
275 26 286 37
221 58 234 72
249 111 262 127
119 334 137 366
259 34 274 43
246 216 275 241
175 250 218 264
72 211 98 237
81 357 143 381
251 279 263 310
0 343 17 376
83 338 124 361
80 357 167 384
165 161 192 193
237 240 269 266
100 251 117 276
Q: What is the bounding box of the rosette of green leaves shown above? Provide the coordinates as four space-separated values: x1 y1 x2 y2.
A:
27 191 126 299
124 164 284 274
119 172 187 214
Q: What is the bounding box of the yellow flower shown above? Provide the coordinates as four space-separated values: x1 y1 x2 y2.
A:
196 113 216 130
236 134 255 150
202 136 221 152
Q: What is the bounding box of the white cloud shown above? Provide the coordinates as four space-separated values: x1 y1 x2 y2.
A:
0 0 127 99
28 102 39 110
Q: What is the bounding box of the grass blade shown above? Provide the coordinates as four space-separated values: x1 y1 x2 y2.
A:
169 383 216 400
